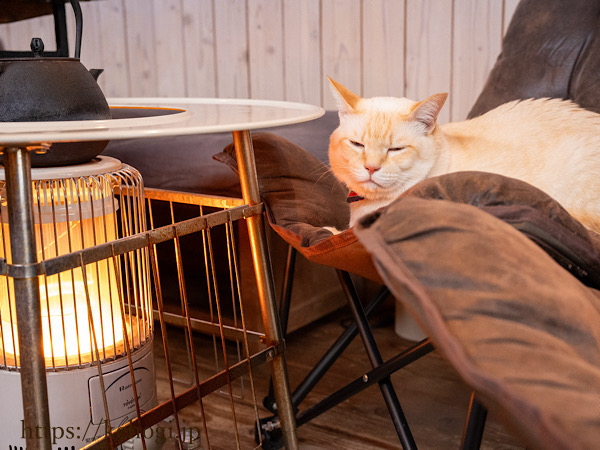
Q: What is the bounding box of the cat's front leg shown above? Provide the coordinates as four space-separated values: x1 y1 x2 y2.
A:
323 226 342 235
349 198 394 227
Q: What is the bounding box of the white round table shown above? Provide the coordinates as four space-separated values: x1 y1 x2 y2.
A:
0 97 325 144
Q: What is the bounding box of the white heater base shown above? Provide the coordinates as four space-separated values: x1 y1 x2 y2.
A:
0 340 158 449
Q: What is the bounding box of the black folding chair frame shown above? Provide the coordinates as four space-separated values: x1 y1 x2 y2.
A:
259 246 487 449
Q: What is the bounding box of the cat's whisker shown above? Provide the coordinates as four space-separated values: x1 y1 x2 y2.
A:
314 168 339 185
308 165 330 177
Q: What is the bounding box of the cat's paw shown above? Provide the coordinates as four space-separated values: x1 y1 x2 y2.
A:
323 226 342 235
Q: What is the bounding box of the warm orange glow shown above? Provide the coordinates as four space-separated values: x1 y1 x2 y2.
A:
0 275 126 366
0 178 129 367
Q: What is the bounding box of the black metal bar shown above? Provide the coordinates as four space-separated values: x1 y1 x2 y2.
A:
337 270 417 450
296 338 433 427
460 392 488 450
264 256 390 413
279 245 296 336
291 285 390 407
68 0 82 58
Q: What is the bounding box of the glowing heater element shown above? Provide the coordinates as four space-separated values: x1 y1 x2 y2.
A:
0 157 151 369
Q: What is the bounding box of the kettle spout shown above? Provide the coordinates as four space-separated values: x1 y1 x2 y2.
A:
88 68 104 81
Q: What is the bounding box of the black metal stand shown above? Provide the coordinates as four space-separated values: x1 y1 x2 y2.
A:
259 247 435 449
336 269 418 448
461 392 488 450
260 245 490 449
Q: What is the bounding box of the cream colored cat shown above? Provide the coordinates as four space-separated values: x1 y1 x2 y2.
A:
327 77 600 232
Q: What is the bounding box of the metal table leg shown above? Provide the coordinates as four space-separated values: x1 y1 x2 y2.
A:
3 146 51 450
232 130 298 449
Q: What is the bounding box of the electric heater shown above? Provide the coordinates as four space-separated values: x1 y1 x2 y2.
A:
0 156 156 449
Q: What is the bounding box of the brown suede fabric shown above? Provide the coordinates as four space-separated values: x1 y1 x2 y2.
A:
354 196 600 449
400 171 600 288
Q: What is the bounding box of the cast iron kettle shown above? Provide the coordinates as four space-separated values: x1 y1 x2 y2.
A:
0 0 111 166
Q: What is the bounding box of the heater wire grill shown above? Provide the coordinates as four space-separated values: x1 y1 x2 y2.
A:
0 167 281 448
0 163 152 371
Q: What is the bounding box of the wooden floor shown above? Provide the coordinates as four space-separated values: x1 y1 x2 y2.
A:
154 303 527 449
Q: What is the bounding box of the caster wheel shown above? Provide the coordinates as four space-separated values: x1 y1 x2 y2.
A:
254 416 284 449
262 394 278 414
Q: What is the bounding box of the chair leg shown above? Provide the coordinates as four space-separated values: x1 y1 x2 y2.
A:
262 251 424 450
291 285 390 407
264 246 390 412
295 337 433 427
337 270 417 450
460 392 488 450
263 245 298 412
278 244 296 336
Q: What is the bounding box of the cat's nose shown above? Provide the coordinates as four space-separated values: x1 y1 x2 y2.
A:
365 165 380 175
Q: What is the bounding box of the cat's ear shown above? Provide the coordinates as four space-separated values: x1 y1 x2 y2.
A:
409 93 448 133
328 77 362 116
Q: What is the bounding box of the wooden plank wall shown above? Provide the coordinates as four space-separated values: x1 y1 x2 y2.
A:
0 0 520 121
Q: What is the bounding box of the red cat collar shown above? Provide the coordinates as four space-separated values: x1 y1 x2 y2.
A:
347 191 364 203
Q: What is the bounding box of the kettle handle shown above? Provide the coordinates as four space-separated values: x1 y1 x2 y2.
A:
69 0 83 58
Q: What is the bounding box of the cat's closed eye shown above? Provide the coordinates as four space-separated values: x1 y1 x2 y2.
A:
388 146 406 152
349 140 364 149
